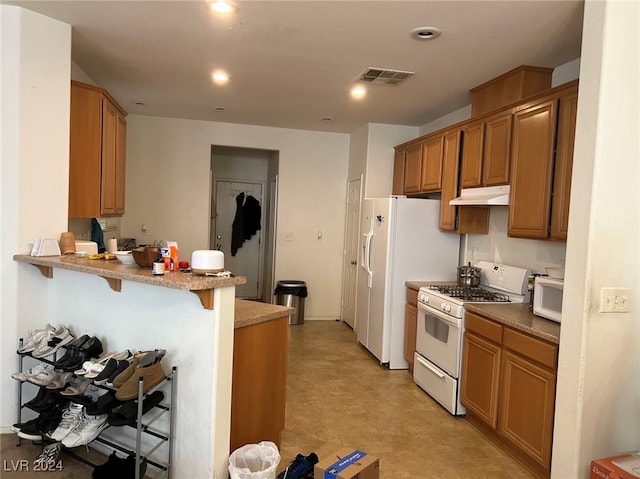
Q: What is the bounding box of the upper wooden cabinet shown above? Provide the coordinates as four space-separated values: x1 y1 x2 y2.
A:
508 82 578 239
399 134 444 195
69 81 127 218
392 148 406 195
549 90 578 241
420 135 444 192
439 128 461 231
470 65 553 117
460 110 513 188
403 143 422 194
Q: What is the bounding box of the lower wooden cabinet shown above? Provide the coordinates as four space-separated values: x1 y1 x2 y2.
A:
230 315 288 452
404 288 418 371
461 311 558 479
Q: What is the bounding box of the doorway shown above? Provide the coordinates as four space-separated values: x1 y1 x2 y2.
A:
210 146 279 301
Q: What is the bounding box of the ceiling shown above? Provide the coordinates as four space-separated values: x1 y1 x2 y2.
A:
5 1 584 133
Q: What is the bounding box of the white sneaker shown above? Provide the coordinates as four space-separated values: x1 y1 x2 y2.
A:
48 403 84 441
11 363 51 382
27 367 61 387
32 325 74 358
61 411 108 447
18 324 55 353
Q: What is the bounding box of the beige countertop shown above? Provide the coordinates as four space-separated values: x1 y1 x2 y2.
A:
404 280 560 344
14 254 246 291
234 299 295 329
465 303 561 344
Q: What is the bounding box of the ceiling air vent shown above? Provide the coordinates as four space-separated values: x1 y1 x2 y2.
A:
358 67 415 86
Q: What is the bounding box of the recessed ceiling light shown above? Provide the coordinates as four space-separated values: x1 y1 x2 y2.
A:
410 26 441 41
211 70 230 85
208 1 235 14
350 85 367 99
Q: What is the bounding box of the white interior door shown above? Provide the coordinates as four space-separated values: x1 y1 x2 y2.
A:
340 177 361 328
213 180 263 298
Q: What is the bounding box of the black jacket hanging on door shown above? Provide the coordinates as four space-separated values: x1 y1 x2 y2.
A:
231 192 245 256
242 195 261 240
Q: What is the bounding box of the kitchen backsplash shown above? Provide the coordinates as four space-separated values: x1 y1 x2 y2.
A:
463 207 566 275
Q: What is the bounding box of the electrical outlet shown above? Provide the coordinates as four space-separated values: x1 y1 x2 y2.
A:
285 232 294 241
600 287 631 313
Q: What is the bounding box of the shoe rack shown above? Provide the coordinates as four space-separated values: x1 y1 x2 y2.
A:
14 339 177 479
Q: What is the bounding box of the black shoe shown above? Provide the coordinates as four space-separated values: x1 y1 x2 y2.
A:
108 391 164 427
104 359 131 387
24 386 48 409
28 390 63 414
92 358 118 385
63 336 103 372
277 453 318 479
86 390 122 416
17 402 64 441
92 452 147 479
53 334 91 369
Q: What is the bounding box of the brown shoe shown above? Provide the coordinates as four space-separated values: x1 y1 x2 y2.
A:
111 351 152 388
115 362 167 401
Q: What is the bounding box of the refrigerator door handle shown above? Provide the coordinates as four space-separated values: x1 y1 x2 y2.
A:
364 230 373 288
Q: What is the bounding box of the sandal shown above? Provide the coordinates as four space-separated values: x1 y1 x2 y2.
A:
60 377 92 396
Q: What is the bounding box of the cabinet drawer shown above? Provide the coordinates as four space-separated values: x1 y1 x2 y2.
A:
503 328 558 369
406 288 418 307
465 312 503 344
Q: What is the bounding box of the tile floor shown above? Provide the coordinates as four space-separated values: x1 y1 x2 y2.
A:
279 320 535 479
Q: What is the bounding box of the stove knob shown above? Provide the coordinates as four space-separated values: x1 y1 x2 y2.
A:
440 303 446 312
444 304 451 313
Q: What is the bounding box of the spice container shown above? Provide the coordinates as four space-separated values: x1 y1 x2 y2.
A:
153 257 165 275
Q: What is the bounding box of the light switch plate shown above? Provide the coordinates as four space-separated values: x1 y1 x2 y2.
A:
600 287 631 313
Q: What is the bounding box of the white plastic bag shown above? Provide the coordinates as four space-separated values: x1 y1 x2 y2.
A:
229 441 281 479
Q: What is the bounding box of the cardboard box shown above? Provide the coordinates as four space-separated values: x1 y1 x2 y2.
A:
591 452 640 479
314 449 379 479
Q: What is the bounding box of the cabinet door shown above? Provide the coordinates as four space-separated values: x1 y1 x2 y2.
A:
440 128 460 231
100 98 118 215
404 303 418 370
499 350 556 470
508 99 557 238
482 112 512 185
420 135 443 192
550 89 578 240
392 148 405 195
460 122 484 188
403 144 422 193
115 113 127 214
461 331 501 429
69 84 102 218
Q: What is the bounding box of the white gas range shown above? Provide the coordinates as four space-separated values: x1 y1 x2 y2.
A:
413 261 530 416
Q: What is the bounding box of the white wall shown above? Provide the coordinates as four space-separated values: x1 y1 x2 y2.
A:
121 115 350 320
552 1 639 477
0 5 71 430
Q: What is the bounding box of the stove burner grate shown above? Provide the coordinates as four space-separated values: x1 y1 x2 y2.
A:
429 285 511 302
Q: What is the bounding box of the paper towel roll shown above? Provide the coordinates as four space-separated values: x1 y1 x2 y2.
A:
107 238 118 253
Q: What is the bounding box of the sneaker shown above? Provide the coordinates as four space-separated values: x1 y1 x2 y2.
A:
34 442 61 470
27 367 61 387
277 453 319 479
61 411 108 448
12 363 51 382
17 404 64 440
32 325 74 358
49 403 84 441
17 324 55 354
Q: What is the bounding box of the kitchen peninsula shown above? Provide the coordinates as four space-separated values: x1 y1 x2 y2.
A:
12 254 247 478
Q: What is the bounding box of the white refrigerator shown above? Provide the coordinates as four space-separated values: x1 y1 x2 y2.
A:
356 196 460 369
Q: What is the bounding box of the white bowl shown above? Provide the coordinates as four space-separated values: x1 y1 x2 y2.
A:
545 267 565 279
114 251 135 265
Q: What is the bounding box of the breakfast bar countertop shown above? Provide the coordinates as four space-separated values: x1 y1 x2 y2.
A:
234 299 294 329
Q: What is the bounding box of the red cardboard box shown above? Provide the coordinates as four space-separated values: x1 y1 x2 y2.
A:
314 449 379 479
591 452 640 479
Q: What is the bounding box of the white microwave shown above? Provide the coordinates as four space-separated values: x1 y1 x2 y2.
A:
533 276 564 323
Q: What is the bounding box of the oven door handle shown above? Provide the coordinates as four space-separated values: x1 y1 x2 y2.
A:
415 354 446 379
417 301 461 329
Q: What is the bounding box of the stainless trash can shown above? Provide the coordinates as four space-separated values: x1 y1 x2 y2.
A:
274 280 307 325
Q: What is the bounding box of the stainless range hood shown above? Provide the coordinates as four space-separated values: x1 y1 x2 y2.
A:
449 185 510 206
